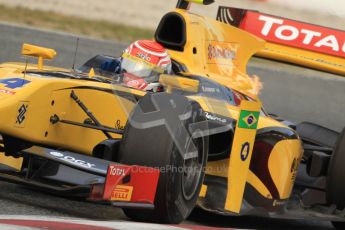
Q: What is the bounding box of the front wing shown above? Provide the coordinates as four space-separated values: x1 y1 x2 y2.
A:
0 145 160 209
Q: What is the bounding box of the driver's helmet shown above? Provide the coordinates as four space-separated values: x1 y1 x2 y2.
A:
120 40 172 92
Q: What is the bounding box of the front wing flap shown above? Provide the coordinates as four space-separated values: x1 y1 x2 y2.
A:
91 164 160 209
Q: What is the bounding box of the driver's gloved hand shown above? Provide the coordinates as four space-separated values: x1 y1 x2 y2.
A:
100 59 121 73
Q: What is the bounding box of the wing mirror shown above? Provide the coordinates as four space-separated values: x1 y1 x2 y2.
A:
21 43 57 70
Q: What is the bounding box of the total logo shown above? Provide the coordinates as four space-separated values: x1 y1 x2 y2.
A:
242 12 345 58
49 151 96 168
109 165 126 176
259 15 344 52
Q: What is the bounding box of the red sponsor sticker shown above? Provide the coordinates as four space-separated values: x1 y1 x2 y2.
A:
0 89 15 95
103 164 160 205
123 73 147 90
240 11 345 58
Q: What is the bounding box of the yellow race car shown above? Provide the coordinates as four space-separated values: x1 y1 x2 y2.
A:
0 0 344 228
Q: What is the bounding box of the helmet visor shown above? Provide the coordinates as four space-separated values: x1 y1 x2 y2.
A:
121 53 164 82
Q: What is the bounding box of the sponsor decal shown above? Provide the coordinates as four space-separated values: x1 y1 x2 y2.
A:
273 199 286 207
264 46 345 69
240 142 250 161
240 11 345 58
0 78 31 89
205 112 227 123
15 103 28 127
0 89 15 95
238 110 259 129
290 156 302 181
109 165 126 176
126 80 140 88
201 86 220 93
49 151 96 168
207 41 237 64
136 52 151 62
115 120 125 130
123 74 147 90
111 185 133 201
49 151 64 157
290 158 297 173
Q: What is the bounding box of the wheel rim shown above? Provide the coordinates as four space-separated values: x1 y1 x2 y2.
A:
181 131 205 201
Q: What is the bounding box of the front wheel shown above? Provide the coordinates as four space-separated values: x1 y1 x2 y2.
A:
117 93 208 224
327 127 345 209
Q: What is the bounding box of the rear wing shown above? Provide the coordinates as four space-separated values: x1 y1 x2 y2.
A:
217 6 345 76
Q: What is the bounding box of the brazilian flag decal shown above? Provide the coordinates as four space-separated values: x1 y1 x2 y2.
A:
238 110 260 129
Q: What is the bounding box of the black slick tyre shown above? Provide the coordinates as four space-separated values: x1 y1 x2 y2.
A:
117 93 208 224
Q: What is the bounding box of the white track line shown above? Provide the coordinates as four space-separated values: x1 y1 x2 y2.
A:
0 215 204 230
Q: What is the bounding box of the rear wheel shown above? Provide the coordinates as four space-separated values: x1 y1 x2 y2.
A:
327 127 345 210
117 93 208 224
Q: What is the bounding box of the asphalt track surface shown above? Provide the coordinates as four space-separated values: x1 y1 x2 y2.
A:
0 22 343 229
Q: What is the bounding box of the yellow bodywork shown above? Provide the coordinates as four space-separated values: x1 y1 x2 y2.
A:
169 9 265 97
0 5 303 215
166 8 303 212
0 154 23 170
268 139 302 199
259 43 345 76
225 100 261 213
0 63 144 170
